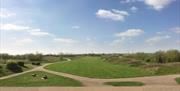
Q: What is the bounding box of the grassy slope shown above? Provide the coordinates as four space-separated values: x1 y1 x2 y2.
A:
0 71 82 87
155 64 180 75
104 81 144 86
175 77 180 84
46 56 152 78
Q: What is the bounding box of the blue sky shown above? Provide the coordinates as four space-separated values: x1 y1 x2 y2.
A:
0 0 180 54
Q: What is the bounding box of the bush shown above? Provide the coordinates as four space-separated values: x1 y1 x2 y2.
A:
6 62 22 73
32 62 41 66
17 61 25 67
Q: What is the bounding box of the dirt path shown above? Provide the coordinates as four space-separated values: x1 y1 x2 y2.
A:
0 59 180 87
1 86 180 91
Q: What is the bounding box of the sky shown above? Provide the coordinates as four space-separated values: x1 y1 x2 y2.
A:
0 0 180 54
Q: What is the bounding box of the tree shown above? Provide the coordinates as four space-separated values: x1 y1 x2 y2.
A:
6 62 22 73
0 54 11 63
27 53 43 62
165 50 180 62
155 51 165 63
27 53 43 65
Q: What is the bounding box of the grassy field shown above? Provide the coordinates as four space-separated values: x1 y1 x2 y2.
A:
0 71 82 87
175 77 180 84
155 64 180 75
46 56 153 78
104 81 144 86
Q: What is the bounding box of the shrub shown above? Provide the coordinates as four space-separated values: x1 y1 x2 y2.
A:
17 61 25 67
6 62 22 73
32 62 41 66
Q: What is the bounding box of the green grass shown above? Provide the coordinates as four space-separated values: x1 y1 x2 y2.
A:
175 77 180 84
46 56 153 78
155 64 180 75
0 71 82 87
104 81 144 86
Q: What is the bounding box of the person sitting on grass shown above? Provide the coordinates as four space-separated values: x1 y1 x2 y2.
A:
41 75 48 79
31 74 37 77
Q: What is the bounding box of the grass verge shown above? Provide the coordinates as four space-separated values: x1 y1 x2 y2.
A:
175 77 180 84
104 81 144 86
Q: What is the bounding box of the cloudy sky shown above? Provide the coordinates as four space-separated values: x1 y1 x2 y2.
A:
0 0 180 54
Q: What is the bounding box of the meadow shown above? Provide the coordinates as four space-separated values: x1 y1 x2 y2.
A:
46 56 153 78
0 71 82 86
46 56 180 78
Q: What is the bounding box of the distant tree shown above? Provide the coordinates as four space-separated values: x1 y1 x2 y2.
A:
27 53 43 62
165 50 180 62
27 53 43 65
155 51 165 63
0 54 11 63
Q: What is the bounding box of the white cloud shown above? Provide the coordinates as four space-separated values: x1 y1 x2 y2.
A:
29 29 52 37
120 0 141 3
72 26 80 29
144 0 175 10
111 29 144 46
130 6 138 12
53 38 78 44
0 23 30 31
170 27 180 34
110 39 124 46
0 8 16 18
146 35 171 45
15 38 33 46
96 9 129 21
115 29 144 38
0 24 53 37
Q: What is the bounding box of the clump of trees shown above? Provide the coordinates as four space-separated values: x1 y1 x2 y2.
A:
0 53 44 65
103 49 180 64
126 49 180 63
27 53 43 65
6 62 22 73
155 50 180 63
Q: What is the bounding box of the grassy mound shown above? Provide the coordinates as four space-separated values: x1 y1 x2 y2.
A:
46 56 152 78
0 71 82 87
104 81 144 86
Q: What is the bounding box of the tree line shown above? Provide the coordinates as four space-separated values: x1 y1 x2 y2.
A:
125 49 180 63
